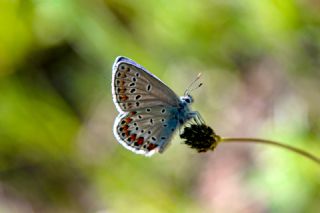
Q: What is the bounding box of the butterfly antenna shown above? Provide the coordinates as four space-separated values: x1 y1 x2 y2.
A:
189 82 203 93
185 73 202 96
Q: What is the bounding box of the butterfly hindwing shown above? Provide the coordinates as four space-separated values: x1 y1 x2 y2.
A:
113 106 179 156
112 57 180 112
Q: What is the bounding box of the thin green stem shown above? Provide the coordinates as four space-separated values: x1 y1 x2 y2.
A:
219 137 320 166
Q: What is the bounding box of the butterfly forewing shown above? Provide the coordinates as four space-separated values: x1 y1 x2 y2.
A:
112 57 180 112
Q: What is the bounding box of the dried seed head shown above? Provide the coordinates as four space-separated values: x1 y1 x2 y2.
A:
180 124 221 152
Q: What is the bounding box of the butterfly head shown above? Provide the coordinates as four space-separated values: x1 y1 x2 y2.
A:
181 95 193 105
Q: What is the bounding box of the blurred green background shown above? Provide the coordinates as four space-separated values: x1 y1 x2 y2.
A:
1 0 320 212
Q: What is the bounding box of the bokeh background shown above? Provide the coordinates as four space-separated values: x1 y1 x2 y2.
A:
1 0 320 212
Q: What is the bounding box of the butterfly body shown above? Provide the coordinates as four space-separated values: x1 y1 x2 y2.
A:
111 56 197 156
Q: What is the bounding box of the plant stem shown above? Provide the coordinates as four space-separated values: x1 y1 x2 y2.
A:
219 137 320 165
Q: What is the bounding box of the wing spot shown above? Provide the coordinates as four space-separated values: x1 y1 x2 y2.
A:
132 77 137 82
147 143 157 151
135 127 139 131
151 137 156 141
150 119 153 124
120 65 125 70
136 102 140 107
138 115 142 119
135 72 140 77
130 88 136 93
119 95 128 101
133 122 137 126
130 134 137 141
141 130 144 133
171 128 175 132
117 72 121 77
136 95 141 100
129 82 136 87
161 108 166 114
146 84 152 91
125 117 132 123
161 136 166 140
146 108 151 112
137 137 144 145
148 130 151 134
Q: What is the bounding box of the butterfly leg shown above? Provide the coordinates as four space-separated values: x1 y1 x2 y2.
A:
189 111 205 125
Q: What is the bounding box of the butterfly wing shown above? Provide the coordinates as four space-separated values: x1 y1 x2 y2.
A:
111 56 183 156
113 106 179 156
112 56 180 112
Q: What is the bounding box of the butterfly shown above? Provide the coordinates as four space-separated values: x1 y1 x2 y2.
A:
111 56 203 156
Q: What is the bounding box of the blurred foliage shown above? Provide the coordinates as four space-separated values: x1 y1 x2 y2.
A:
0 0 320 212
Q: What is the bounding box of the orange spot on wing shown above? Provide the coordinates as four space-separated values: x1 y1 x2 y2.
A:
118 87 126 94
130 134 137 141
125 117 132 123
147 143 157 151
120 95 128 101
122 125 129 131
137 137 144 145
120 71 127 78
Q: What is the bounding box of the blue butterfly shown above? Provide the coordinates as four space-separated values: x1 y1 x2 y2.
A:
112 56 202 156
